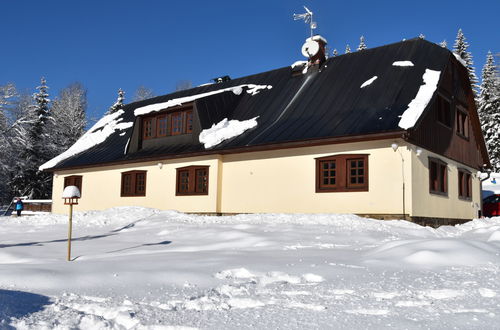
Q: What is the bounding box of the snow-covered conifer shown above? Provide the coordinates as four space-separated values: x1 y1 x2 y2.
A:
10 78 53 199
453 29 479 94
478 51 500 171
357 36 367 51
108 88 125 114
418 33 425 39
345 44 351 54
332 49 338 57
440 40 448 48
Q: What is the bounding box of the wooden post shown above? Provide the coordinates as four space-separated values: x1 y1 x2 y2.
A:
67 204 73 261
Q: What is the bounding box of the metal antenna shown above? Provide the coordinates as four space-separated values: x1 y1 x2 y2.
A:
293 6 317 37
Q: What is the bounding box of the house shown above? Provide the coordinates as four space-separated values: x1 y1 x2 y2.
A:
41 36 490 226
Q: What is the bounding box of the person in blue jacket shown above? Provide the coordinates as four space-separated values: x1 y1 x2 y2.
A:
15 198 24 216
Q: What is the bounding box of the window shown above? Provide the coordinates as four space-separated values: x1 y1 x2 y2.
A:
436 94 452 127
186 110 193 133
458 169 472 199
142 107 193 140
121 170 147 197
429 158 447 195
456 107 469 138
143 118 154 139
176 166 209 195
157 114 168 137
316 154 368 192
171 112 183 135
64 175 82 195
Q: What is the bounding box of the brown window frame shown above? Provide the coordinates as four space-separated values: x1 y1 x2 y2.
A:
64 175 83 195
121 170 147 197
458 169 472 200
156 114 168 137
141 105 193 140
429 157 448 196
455 106 469 139
316 154 369 192
142 117 154 140
436 94 452 128
176 165 209 196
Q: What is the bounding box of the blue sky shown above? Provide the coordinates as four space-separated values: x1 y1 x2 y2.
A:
1 0 499 123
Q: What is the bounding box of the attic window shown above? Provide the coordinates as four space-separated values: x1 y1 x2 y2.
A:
142 106 193 140
436 94 451 127
456 106 469 139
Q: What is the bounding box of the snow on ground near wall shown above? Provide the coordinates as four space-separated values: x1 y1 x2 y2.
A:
199 117 259 149
39 110 133 171
134 84 272 116
398 69 441 129
1 208 500 329
392 61 414 67
360 76 378 88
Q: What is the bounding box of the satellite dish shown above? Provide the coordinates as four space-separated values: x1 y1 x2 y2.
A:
301 39 320 58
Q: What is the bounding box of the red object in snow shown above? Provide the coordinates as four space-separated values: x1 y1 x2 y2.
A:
483 194 500 217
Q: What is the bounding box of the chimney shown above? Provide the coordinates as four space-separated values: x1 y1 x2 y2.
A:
301 35 327 67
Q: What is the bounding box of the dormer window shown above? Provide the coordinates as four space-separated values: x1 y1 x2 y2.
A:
141 107 193 140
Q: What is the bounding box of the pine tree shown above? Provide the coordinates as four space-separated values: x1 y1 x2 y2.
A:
108 88 125 114
345 44 351 54
332 49 338 57
453 29 479 94
357 36 367 51
440 40 448 48
418 33 425 39
478 52 500 171
10 77 53 198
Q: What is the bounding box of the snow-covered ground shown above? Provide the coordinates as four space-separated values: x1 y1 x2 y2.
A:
1 208 500 329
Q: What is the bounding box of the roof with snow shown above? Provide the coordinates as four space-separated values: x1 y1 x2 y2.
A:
43 38 466 170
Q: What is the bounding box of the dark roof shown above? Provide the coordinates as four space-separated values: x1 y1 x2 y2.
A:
49 38 453 170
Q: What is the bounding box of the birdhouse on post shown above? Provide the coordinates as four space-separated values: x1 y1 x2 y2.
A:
63 185 81 205
62 186 81 261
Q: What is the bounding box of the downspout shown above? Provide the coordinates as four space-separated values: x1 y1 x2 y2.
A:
479 168 492 218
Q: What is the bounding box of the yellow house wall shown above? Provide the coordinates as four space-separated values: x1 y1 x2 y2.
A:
51 156 221 214
51 139 479 219
220 140 408 214
410 148 481 219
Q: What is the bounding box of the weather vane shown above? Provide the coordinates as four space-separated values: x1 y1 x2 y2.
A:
293 6 317 37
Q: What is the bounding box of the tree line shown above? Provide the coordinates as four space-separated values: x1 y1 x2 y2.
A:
0 80 155 204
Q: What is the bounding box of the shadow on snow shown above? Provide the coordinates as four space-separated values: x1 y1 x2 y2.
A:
0 289 51 329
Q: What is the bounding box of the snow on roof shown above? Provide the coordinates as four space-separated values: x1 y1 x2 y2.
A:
306 35 328 44
62 185 81 198
453 53 467 68
199 117 259 149
291 60 307 69
398 69 441 130
39 110 133 171
360 76 378 88
134 84 272 116
393 61 414 67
